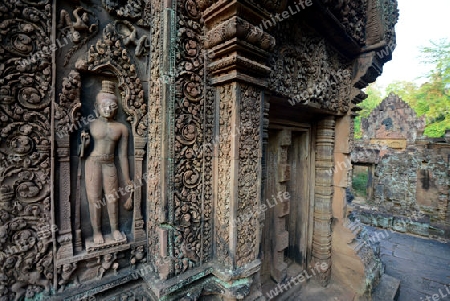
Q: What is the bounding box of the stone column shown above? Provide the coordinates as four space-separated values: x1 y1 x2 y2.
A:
312 116 335 286
202 1 275 298
56 143 74 259
133 137 146 242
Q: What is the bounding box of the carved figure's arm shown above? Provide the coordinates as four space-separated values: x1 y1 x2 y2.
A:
78 129 90 157
118 125 131 185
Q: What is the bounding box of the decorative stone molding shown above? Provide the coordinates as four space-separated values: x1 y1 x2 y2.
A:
55 70 82 258
202 0 276 85
205 16 275 51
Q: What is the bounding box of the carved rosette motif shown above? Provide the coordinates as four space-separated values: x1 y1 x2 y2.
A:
0 1 54 300
170 0 213 275
236 85 262 267
269 33 352 114
312 117 335 286
202 84 214 264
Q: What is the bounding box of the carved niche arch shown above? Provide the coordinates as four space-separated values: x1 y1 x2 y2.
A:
55 23 147 264
77 23 147 243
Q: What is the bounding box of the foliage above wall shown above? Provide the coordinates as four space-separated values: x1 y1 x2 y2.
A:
355 39 450 138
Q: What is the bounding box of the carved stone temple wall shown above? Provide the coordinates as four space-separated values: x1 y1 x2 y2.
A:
352 94 450 239
0 0 397 300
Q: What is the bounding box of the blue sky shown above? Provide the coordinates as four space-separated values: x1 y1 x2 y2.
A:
375 0 450 92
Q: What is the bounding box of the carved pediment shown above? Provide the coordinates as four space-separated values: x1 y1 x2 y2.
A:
269 36 352 113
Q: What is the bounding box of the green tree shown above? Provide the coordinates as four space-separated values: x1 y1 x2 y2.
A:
418 39 450 137
385 81 418 104
381 40 450 138
420 39 450 85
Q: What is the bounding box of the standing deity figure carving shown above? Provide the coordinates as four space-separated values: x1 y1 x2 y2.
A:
80 80 133 245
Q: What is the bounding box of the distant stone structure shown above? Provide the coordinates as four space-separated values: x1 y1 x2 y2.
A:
361 93 426 148
352 94 450 239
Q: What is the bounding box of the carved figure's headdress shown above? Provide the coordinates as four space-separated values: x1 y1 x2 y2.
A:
100 80 116 95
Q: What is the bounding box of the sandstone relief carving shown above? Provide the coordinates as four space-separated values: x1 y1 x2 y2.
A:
0 0 400 299
322 0 368 45
269 31 352 113
51 1 149 294
0 1 54 299
114 20 150 57
103 0 146 21
58 6 99 66
80 80 133 247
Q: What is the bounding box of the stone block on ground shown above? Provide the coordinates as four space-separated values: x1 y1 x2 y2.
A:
372 274 400 301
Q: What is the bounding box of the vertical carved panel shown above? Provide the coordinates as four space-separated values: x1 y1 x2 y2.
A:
216 84 234 266
236 84 262 267
0 1 54 300
203 83 214 263
312 116 335 286
147 0 163 271
171 0 212 276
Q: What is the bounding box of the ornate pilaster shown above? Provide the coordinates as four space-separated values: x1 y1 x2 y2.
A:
312 116 336 286
202 0 275 298
147 0 163 275
133 137 146 242
55 70 82 258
